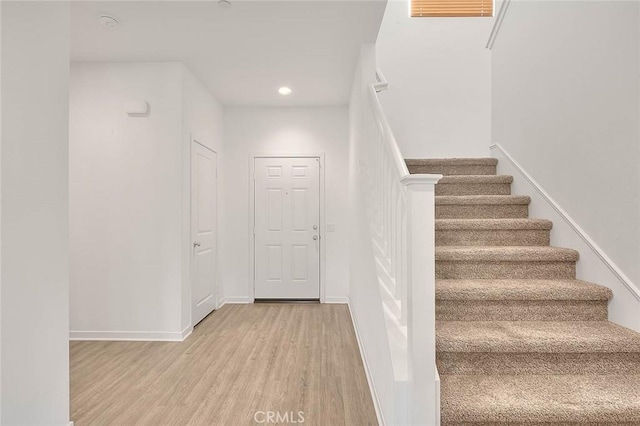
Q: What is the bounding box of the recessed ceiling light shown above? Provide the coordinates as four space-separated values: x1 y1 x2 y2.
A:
99 15 119 29
217 0 232 9
278 87 292 96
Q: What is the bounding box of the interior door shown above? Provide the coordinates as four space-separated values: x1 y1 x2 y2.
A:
254 157 320 299
191 141 218 325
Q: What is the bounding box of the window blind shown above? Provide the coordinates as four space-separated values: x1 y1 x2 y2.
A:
411 0 494 17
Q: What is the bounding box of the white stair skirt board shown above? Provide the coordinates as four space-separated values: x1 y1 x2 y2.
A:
347 299 385 426
490 143 640 332
69 326 193 342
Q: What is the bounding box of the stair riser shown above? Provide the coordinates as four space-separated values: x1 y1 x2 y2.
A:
436 300 608 321
436 261 576 279
436 205 529 219
436 229 550 246
437 352 640 375
436 183 511 196
408 164 496 176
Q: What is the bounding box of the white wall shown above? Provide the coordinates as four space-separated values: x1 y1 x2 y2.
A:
223 107 350 302
347 44 396 425
376 0 493 159
70 62 183 338
70 62 223 339
1 2 71 424
492 1 640 290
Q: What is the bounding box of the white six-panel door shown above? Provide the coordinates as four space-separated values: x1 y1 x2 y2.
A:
254 157 320 299
191 142 218 325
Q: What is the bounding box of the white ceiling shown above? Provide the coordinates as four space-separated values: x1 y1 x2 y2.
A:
71 1 386 106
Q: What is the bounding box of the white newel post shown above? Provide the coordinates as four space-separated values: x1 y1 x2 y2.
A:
401 174 442 426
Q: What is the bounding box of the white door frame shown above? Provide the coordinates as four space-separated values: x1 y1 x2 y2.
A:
191 138 219 326
249 153 326 303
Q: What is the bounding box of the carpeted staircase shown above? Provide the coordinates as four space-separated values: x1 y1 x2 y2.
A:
406 158 640 425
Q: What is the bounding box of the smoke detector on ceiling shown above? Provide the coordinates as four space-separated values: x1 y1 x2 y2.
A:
99 15 120 29
217 0 232 9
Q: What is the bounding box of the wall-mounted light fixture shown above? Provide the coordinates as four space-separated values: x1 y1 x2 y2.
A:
125 100 150 117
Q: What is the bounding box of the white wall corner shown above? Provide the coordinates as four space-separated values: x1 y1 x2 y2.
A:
490 143 640 331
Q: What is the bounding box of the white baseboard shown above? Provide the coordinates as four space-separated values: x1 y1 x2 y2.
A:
219 296 253 306
218 296 348 305
347 298 385 426
181 326 193 340
491 143 640 331
324 296 349 304
70 325 193 342
218 296 350 304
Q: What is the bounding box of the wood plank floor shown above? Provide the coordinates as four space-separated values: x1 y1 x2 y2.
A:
70 303 378 425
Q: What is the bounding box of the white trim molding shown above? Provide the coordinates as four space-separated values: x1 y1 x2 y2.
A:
218 296 253 306
491 143 640 330
70 326 193 342
347 299 385 426
182 326 194 341
486 0 512 50
400 174 442 187
323 297 349 304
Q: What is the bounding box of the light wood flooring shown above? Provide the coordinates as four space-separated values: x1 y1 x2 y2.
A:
70 303 378 425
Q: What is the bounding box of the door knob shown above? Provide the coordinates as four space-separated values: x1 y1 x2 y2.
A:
193 241 201 247
313 225 318 230
313 235 318 241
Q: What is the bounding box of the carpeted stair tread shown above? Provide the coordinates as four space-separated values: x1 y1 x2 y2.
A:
436 195 531 205
436 175 514 196
436 321 640 353
436 218 552 230
438 175 513 184
436 246 579 262
440 374 640 424
436 219 552 246
436 279 612 301
406 158 498 166
408 158 498 176
411 157 640 421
